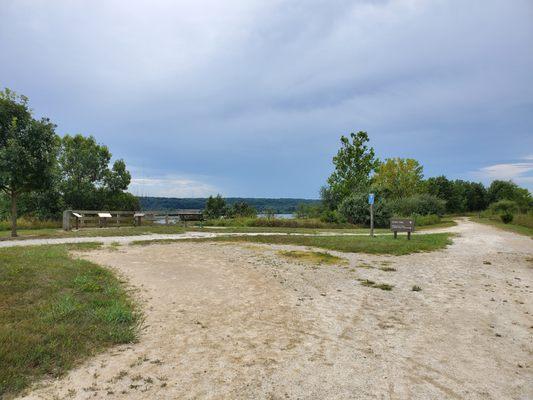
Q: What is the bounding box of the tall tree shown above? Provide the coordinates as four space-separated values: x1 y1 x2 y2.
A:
0 89 58 236
324 131 379 208
487 180 531 212
204 195 227 219
372 158 424 199
58 134 136 210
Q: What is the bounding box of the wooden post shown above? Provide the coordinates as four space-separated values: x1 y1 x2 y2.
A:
63 210 72 231
407 231 411 240
394 231 397 239
370 203 374 237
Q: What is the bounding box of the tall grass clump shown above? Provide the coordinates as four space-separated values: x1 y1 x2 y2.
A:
0 217 61 231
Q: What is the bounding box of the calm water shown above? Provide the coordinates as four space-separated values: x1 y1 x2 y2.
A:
257 213 295 219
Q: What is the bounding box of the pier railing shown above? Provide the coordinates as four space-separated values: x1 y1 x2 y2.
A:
62 209 203 230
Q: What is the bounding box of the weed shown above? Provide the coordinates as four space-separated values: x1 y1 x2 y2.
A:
278 250 347 265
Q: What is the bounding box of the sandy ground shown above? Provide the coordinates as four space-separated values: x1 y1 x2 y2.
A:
18 219 532 400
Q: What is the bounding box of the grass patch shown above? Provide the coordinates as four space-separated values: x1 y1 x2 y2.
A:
0 245 139 397
412 285 422 292
0 225 186 241
359 279 393 290
151 233 453 255
471 215 533 237
277 250 347 265
379 266 397 272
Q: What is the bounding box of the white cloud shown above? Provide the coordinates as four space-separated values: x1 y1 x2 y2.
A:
129 176 218 197
472 161 533 188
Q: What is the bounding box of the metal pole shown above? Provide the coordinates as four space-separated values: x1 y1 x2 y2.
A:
370 203 374 237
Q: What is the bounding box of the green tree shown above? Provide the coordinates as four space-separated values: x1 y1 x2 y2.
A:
487 180 531 212
373 158 424 199
59 134 112 209
0 89 59 236
204 194 227 219
323 131 379 209
338 192 390 227
59 134 135 210
228 201 256 218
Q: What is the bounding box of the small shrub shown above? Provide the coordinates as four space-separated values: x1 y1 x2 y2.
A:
490 200 518 215
500 213 513 224
413 214 440 226
387 194 446 217
412 285 422 292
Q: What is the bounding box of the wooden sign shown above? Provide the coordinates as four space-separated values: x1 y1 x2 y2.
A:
390 218 415 239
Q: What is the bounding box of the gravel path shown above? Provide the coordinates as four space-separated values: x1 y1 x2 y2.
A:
17 219 532 399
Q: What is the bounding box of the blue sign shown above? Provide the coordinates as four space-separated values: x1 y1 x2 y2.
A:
368 193 375 205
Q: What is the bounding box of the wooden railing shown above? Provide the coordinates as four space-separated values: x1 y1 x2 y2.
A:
62 209 203 230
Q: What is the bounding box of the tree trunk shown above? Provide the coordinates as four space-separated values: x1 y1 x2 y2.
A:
11 192 18 238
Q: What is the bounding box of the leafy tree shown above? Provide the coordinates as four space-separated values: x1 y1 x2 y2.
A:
338 192 390 227
59 134 112 209
228 201 256 218
0 89 59 236
295 203 322 219
323 131 379 209
487 180 531 212
372 158 424 199
386 194 446 217
455 180 487 212
425 176 461 212
425 176 488 213
204 194 227 219
58 134 134 210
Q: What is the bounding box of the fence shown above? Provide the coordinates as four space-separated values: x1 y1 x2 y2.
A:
62 210 203 230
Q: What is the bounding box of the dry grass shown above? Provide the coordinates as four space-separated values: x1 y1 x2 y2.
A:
277 250 347 265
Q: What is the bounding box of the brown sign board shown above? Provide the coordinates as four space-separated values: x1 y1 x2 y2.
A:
390 218 415 232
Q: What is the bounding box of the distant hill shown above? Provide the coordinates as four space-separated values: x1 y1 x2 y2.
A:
138 197 321 213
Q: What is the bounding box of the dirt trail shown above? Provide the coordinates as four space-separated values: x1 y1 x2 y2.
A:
18 219 532 400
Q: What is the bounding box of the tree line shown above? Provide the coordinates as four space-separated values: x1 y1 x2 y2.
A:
318 131 532 226
0 89 137 236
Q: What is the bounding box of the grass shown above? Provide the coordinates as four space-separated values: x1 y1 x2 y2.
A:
0 225 186 241
359 279 393 290
470 215 533 237
277 250 347 265
132 233 452 255
0 244 139 398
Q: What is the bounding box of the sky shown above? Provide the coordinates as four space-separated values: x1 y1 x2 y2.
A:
1 0 532 198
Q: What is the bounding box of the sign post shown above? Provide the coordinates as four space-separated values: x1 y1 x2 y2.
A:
368 193 375 237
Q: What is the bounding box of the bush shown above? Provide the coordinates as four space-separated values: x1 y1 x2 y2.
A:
387 194 445 217
338 193 391 227
0 218 61 231
500 213 513 224
489 199 519 215
204 217 354 229
413 214 441 226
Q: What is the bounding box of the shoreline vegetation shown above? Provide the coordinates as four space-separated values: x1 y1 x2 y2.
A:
0 217 457 241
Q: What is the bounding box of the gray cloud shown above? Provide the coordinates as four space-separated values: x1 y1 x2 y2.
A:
1 0 532 196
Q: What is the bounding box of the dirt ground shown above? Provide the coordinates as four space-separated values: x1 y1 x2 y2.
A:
19 219 532 400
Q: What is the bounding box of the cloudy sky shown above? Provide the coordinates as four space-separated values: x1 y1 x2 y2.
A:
1 0 532 198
